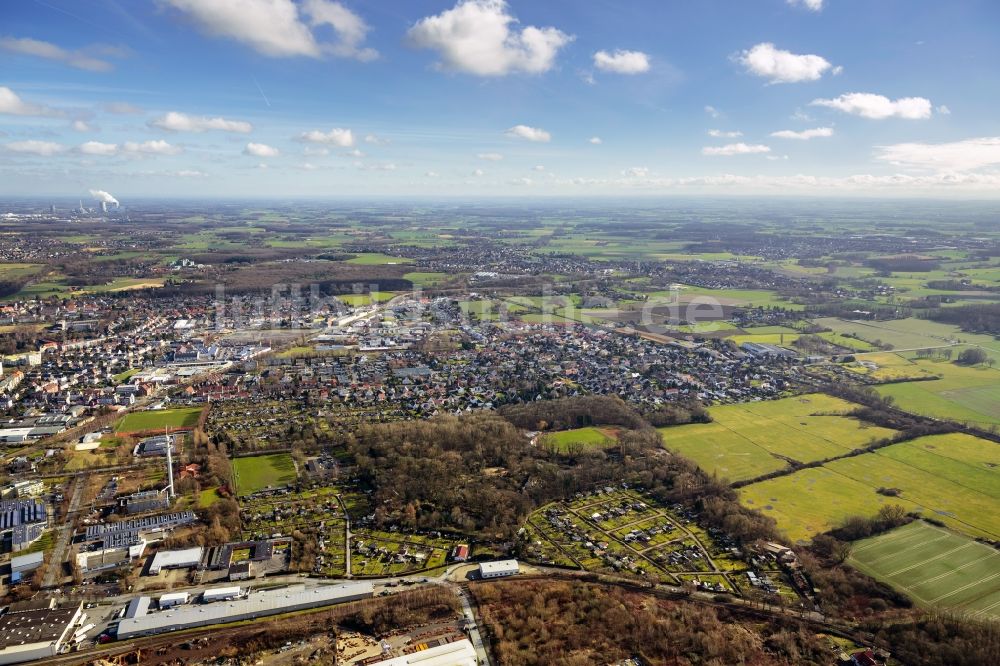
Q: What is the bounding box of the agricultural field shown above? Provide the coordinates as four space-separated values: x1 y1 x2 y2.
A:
659 394 895 482
873 360 1000 426
740 433 1000 543
337 291 396 306
848 521 1000 621
232 452 298 496
538 426 617 452
345 252 413 265
115 406 204 433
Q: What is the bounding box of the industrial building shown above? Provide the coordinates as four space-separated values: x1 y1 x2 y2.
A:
158 592 189 609
0 600 83 665
365 638 477 666
9 552 44 575
0 499 47 552
202 586 243 603
147 547 203 575
124 596 151 619
478 559 519 579
116 582 374 639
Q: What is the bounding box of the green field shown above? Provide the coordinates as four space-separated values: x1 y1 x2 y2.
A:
849 521 1000 620
345 252 413 265
874 359 1000 426
741 433 1000 542
659 394 895 482
115 407 204 433
338 291 396 306
232 453 297 495
540 427 616 452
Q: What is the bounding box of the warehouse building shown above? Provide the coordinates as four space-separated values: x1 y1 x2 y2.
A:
158 592 189 609
202 586 242 603
9 552 44 575
0 600 83 664
478 559 519 579
147 547 203 575
116 582 374 639
366 638 477 666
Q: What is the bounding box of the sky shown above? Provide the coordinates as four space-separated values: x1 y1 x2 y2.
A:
2 0 1000 200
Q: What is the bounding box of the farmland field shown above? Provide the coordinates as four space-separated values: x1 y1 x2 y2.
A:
115 407 204 433
232 453 297 495
848 521 1000 620
867 357 1000 426
740 433 1000 543
659 394 895 482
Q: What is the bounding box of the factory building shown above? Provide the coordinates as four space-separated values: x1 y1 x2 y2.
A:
147 547 203 575
116 582 374 639
157 592 189 609
365 638 477 666
0 600 84 665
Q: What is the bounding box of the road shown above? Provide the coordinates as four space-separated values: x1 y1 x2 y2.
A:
336 493 352 579
43 474 86 589
455 586 491 666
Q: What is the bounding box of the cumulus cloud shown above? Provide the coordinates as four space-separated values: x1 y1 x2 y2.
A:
704 105 721 118
770 127 834 140
244 142 279 157
811 93 933 119
163 0 376 60
592 49 650 74
0 36 124 72
4 140 65 156
708 129 742 138
78 141 119 156
299 127 354 146
787 0 823 11
364 133 389 144
505 124 550 142
477 152 504 161
72 120 94 132
0 86 62 117
407 0 572 76
622 166 649 178
151 111 253 133
875 136 1000 172
588 136 602 144
738 43 836 83
122 140 182 156
702 143 771 156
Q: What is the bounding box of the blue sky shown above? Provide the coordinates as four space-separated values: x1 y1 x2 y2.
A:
2 0 1000 199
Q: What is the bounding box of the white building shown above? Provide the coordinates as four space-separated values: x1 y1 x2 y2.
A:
158 592 189 609
478 559 519 579
0 600 83 665
202 586 243 603
365 638 477 666
147 547 203 575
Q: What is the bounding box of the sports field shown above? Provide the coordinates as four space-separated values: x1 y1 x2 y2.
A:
849 521 1000 620
232 453 297 496
741 433 1000 543
115 407 204 433
540 427 616 452
659 394 895 482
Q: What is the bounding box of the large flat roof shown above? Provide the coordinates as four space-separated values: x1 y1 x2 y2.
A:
0 604 80 651
149 547 203 573
478 559 518 575
366 638 477 666
118 583 373 638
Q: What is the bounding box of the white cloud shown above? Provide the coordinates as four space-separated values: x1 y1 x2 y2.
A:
708 129 743 138
811 93 933 119
477 152 503 161
471 168 485 176
875 136 1000 172
72 120 94 132
588 136 602 144
151 111 253 133
622 166 649 178
770 127 834 140
533 165 545 171
0 86 62 117
702 143 771 156
78 141 119 156
787 0 823 11
407 0 572 76
364 133 389 144
509 177 532 185
244 142 279 157
299 127 354 146
0 36 121 72
4 140 65 156
425 171 439 177
173 170 208 177
163 0 376 60
704 105 721 118
936 105 951 115
738 43 835 83
122 140 182 156
89 189 118 205
592 49 650 74
303 146 329 156
505 124 550 142
346 148 365 157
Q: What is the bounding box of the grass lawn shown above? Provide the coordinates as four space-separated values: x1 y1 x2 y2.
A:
403 271 449 287
871 357 1000 426
659 394 895 482
232 453 297 495
116 407 204 433
338 291 396 306
198 487 222 508
345 252 413 265
849 521 1000 620
540 427 617 452
113 368 141 383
